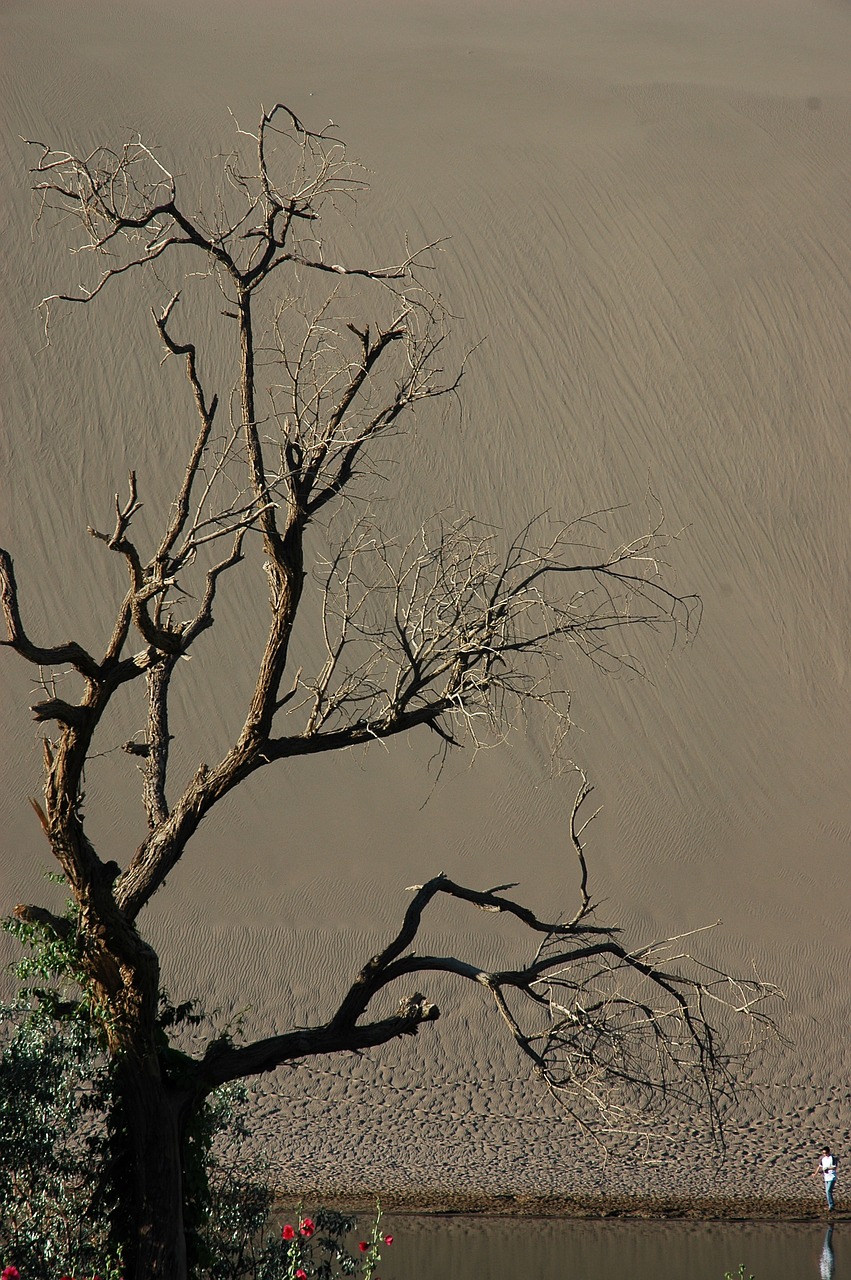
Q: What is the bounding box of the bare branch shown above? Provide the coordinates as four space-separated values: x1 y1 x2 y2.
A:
0 547 101 679
197 993 439 1094
181 796 777 1150
13 902 74 942
566 768 597 926
259 507 696 764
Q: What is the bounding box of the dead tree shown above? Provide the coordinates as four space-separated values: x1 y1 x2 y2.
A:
1 107 772 1278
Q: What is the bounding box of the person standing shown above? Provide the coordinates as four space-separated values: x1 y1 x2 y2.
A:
814 1146 838 1212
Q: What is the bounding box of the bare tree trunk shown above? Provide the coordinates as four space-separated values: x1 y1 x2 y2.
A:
113 1056 191 1280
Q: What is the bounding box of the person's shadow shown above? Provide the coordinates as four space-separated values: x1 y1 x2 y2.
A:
820 1225 835 1280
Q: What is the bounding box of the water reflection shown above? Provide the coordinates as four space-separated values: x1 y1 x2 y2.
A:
820 1225 835 1280
381 1215 840 1279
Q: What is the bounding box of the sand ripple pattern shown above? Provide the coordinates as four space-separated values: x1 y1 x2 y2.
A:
2 0 850 1198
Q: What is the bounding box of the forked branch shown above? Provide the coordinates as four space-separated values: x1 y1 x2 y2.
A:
195 782 778 1144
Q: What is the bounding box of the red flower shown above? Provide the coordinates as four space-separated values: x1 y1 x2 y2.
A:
282 1223 296 1240
383 1234 394 1245
2 1267 20 1280
359 1241 369 1252
299 1216 316 1238
296 1271 308 1279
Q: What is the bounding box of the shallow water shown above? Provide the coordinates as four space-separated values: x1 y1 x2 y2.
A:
379 1216 840 1280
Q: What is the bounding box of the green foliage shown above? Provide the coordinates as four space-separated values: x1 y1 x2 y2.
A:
234 1207 392 1280
0 990 395 1279
0 993 122 1277
5 907 81 989
1 912 393 1279
724 1267 755 1280
186 1082 269 1278
3 893 114 1040
189 1082 392 1279
0 897 127 1275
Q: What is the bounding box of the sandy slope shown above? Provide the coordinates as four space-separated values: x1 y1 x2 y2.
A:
1 0 850 1202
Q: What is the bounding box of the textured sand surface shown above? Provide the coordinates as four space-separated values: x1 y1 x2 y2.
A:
1 0 850 1205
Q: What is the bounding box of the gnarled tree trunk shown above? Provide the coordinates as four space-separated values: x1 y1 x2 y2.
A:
114 1055 192 1280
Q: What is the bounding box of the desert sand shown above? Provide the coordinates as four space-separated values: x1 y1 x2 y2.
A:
1 0 850 1209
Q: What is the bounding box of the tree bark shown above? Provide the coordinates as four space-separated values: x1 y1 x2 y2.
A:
113 1056 191 1280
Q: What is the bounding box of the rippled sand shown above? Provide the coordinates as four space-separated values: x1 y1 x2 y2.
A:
1 0 850 1203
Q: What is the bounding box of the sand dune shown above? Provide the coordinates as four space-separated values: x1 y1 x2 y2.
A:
1 0 850 1200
